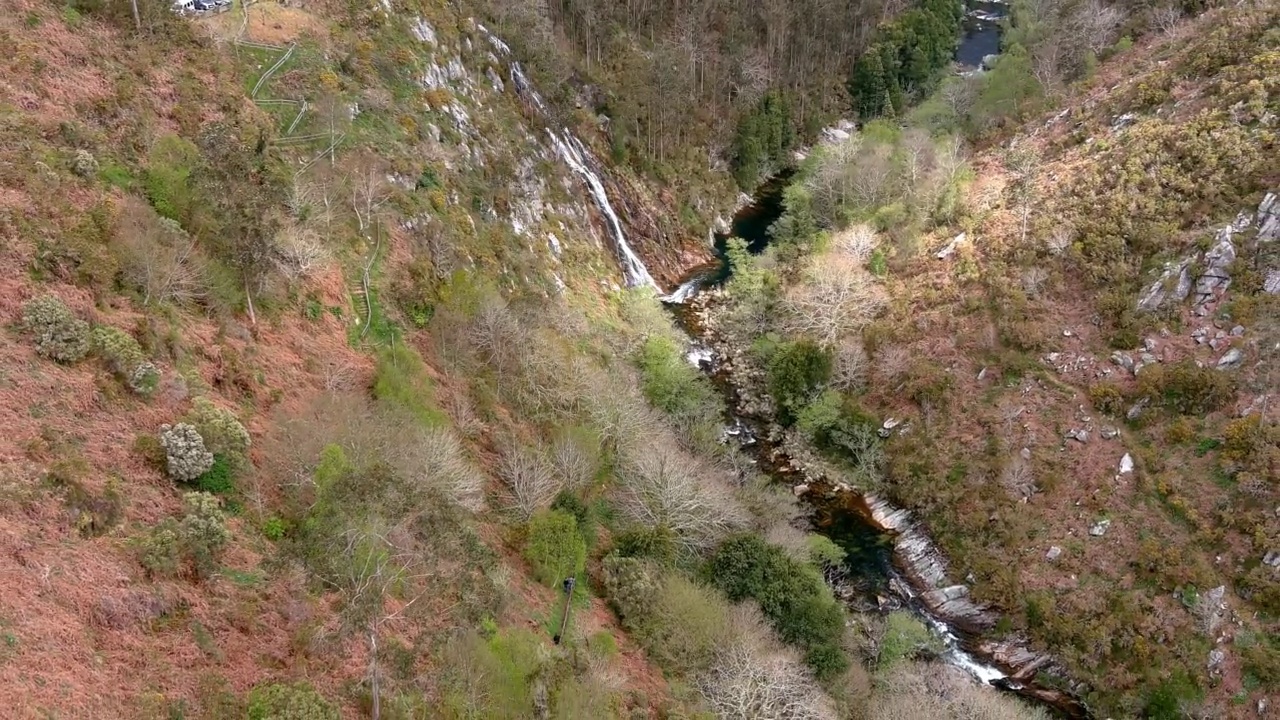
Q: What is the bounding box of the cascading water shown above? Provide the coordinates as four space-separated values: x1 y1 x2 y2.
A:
486 26 665 293
545 130 659 290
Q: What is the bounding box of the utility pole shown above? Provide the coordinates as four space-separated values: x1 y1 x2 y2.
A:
552 577 575 645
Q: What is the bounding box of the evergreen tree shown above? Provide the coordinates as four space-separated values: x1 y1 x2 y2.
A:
850 51 887 118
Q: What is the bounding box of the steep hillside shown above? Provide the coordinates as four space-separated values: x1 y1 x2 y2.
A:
704 2 1279 717
0 0 1063 718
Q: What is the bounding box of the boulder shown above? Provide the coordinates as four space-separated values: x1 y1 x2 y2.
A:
1118 453 1134 475
1101 427 1120 440
1111 351 1135 374
935 233 968 259
1066 429 1090 444
1208 648 1226 672
1217 349 1244 369
1089 519 1111 537
1046 546 1063 561
1126 399 1148 421
1257 191 1279 243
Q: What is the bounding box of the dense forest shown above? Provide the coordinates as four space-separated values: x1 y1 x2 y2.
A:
482 0 903 190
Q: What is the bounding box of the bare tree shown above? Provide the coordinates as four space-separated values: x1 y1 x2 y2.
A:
1005 146 1041 247
1150 4 1183 33
348 154 392 238
870 662 1051 720
831 336 869 392
498 446 560 520
326 523 428 720
782 253 887 345
831 223 878 262
271 225 328 282
392 424 486 512
115 201 208 307
551 430 600 490
1020 266 1050 298
615 443 746 556
697 606 837 720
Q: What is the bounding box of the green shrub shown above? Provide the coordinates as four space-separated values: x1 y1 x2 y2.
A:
602 555 663 625
795 390 882 478
132 434 167 472
262 516 286 541
1136 360 1236 415
22 295 90 363
185 397 250 465
766 340 833 426
372 344 447 427
246 682 339 720
1144 671 1201 720
92 325 159 395
195 455 235 495
1088 381 1128 415
877 612 942 669
140 521 181 578
179 491 230 576
613 526 678 566
143 134 200 223
633 574 734 675
635 336 720 425
524 510 586 587
806 534 846 570
439 629 544 718
707 534 849 680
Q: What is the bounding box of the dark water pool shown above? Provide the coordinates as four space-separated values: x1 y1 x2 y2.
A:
956 0 1008 68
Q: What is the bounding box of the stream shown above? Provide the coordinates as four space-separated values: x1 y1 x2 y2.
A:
661 181 1090 718
489 10 1085 715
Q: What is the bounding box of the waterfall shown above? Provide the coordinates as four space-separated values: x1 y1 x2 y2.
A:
490 39 664 293
546 130 659 290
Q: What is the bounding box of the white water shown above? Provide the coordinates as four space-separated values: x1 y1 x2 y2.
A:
662 276 704 304
547 130 660 290
488 37 664 292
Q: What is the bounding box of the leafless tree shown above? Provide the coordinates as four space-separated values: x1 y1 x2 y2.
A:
271 225 328 281
831 223 878 262
391 424 486 512
831 336 869 392
551 430 600 490
498 445 560 520
616 443 746 555
782 254 887 345
349 155 392 238
115 200 207 307
1075 0 1125 55
326 523 428 720
1020 266 1050 298
870 662 1051 720
1005 146 1041 247
1001 455 1036 500
874 344 913 385
697 606 837 720
1150 4 1183 33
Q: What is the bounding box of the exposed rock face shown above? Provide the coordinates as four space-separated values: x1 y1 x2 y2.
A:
866 496 998 632
1138 192 1280 312
1192 221 1244 311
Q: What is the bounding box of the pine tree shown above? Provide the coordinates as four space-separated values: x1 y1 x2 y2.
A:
850 51 887 118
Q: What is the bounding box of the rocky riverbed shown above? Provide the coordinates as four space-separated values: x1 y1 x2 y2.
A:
668 286 1091 718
